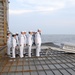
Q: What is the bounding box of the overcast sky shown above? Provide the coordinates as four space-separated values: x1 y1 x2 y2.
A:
9 0 75 34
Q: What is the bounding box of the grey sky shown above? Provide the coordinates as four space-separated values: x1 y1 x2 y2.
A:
9 0 75 34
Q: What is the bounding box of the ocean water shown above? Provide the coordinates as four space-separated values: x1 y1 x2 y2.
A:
42 34 75 45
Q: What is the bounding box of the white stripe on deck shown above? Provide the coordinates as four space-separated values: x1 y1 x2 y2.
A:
41 46 75 53
25 45 75 53
49 46 75 53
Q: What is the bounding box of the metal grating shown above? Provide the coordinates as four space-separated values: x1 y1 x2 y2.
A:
0 47 75 75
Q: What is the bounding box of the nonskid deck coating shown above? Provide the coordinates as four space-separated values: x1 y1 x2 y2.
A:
0 47 75 75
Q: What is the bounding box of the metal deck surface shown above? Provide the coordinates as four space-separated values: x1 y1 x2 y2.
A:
0 47 75 75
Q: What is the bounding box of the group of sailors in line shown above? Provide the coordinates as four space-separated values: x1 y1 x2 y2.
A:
7 29 41 58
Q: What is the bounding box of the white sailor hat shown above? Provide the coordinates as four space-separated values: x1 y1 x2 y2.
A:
12 33 16 35
7 36 9 38
38 29 41 31
16 32 18 34
21 31 24 32
24 31 26 32
7 32 10 34
38 29 41 30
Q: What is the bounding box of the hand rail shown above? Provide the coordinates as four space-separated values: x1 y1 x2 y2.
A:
0 45 7 51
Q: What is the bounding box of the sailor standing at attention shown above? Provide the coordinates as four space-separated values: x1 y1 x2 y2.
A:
32 32 36 45
20 31 24 58
12 34 17 58
16 32 19 46
27 31 33 57
35 29 41 57
23 31 27 55
7 32 11 56
16 32 20 55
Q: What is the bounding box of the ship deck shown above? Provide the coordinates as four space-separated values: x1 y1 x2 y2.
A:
0 46 75 75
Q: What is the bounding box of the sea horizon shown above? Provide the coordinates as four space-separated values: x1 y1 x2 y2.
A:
41 34 75 46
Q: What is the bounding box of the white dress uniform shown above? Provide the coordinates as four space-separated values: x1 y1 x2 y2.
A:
23 34 27 54
7 35 11 55
35 32 41 56
16 35 20 54
20 34 24 58
12 37 16 58
16 35 19 46
27 34 32 57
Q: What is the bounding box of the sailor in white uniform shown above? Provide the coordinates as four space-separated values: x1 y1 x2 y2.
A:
35 29 41 56
20 31 24 58
27 31 33 57
12 34 17 58
16 32 19 46
7 32 11 55
16 32 20 55
23 31 27 55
